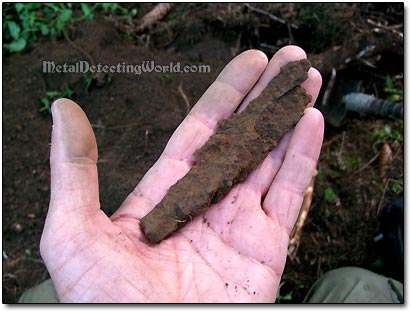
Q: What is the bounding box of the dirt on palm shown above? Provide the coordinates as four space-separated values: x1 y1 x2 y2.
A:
3 3 403 303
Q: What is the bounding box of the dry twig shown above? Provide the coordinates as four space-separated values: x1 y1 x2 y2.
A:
322 133 344 148
143 128 149 155
378 143 393 177
351 152 380 175
62 29 95 65
244 3 297 28
178 82 191 115
136 3 174 32
231 31 243 57
321 67 336 108
367 18 403 39
135 128 150 161
288 170 317 259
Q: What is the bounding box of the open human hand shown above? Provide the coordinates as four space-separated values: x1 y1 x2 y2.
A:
40 45 324 303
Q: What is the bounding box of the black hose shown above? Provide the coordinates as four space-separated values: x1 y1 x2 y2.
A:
343 93 403 119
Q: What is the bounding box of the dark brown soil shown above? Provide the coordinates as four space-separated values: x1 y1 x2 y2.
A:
3 3 403 303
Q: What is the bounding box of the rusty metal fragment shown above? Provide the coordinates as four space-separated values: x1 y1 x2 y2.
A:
141 59 312 244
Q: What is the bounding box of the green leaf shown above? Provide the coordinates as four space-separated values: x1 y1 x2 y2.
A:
46 91 60 98
102 3 111 11
324 187 340 204
30 3 42 10
130 8 138 17
50 27 57 37
15 3 24 12
324 188 333 200
383 125 391 136
80 3 93 19
64 88 74 97
390 181 403 193
40 24 49 35
45 3 60 12
59 9 72 23
102 3 117 13
163 73 173 81
385 75 393 89
120 7 129 15
387 94 401 102
40 98 51 113
4 37 27 52
55 9 72 34
7 21 21 40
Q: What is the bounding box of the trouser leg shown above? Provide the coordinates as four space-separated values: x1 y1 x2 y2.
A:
303 267 403 303
18 279 60 303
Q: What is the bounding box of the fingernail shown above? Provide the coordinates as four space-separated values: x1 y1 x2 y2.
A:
51 98 97 162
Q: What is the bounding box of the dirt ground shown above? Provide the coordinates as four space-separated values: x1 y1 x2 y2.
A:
2 3 403 303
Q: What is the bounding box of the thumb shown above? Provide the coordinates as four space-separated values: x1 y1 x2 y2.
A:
46 98 100 227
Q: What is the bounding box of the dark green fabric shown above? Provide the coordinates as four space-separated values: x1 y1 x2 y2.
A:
18 279 60 303
303 267 403 303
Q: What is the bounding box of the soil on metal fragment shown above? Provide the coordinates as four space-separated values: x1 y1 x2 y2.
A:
140 59 312 244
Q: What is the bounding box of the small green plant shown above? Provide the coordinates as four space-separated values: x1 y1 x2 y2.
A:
372 124 403 144
83 74 92 93
324 187 340 205
82 73 111 94
101 3 137 17
276 282 293 303
3 3 137 54
40 88 74 114
384 75 403 103
79 3 94 20
317 168 325 182
3 3 73 53
163 73 173 82
389 180 403 194
124 31 134 41
345 156 361 172
371 179 385 192
82 73 94 94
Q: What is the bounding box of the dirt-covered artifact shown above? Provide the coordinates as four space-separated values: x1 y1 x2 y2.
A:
140 59 312 244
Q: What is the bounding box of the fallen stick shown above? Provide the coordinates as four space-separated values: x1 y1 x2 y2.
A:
178 82 191 115
288 171 317 259
140 59 312 244
135 3 174 32
244 3 298 29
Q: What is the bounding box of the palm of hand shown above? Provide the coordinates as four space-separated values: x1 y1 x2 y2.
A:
43 184 286 302
40 46 323 303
